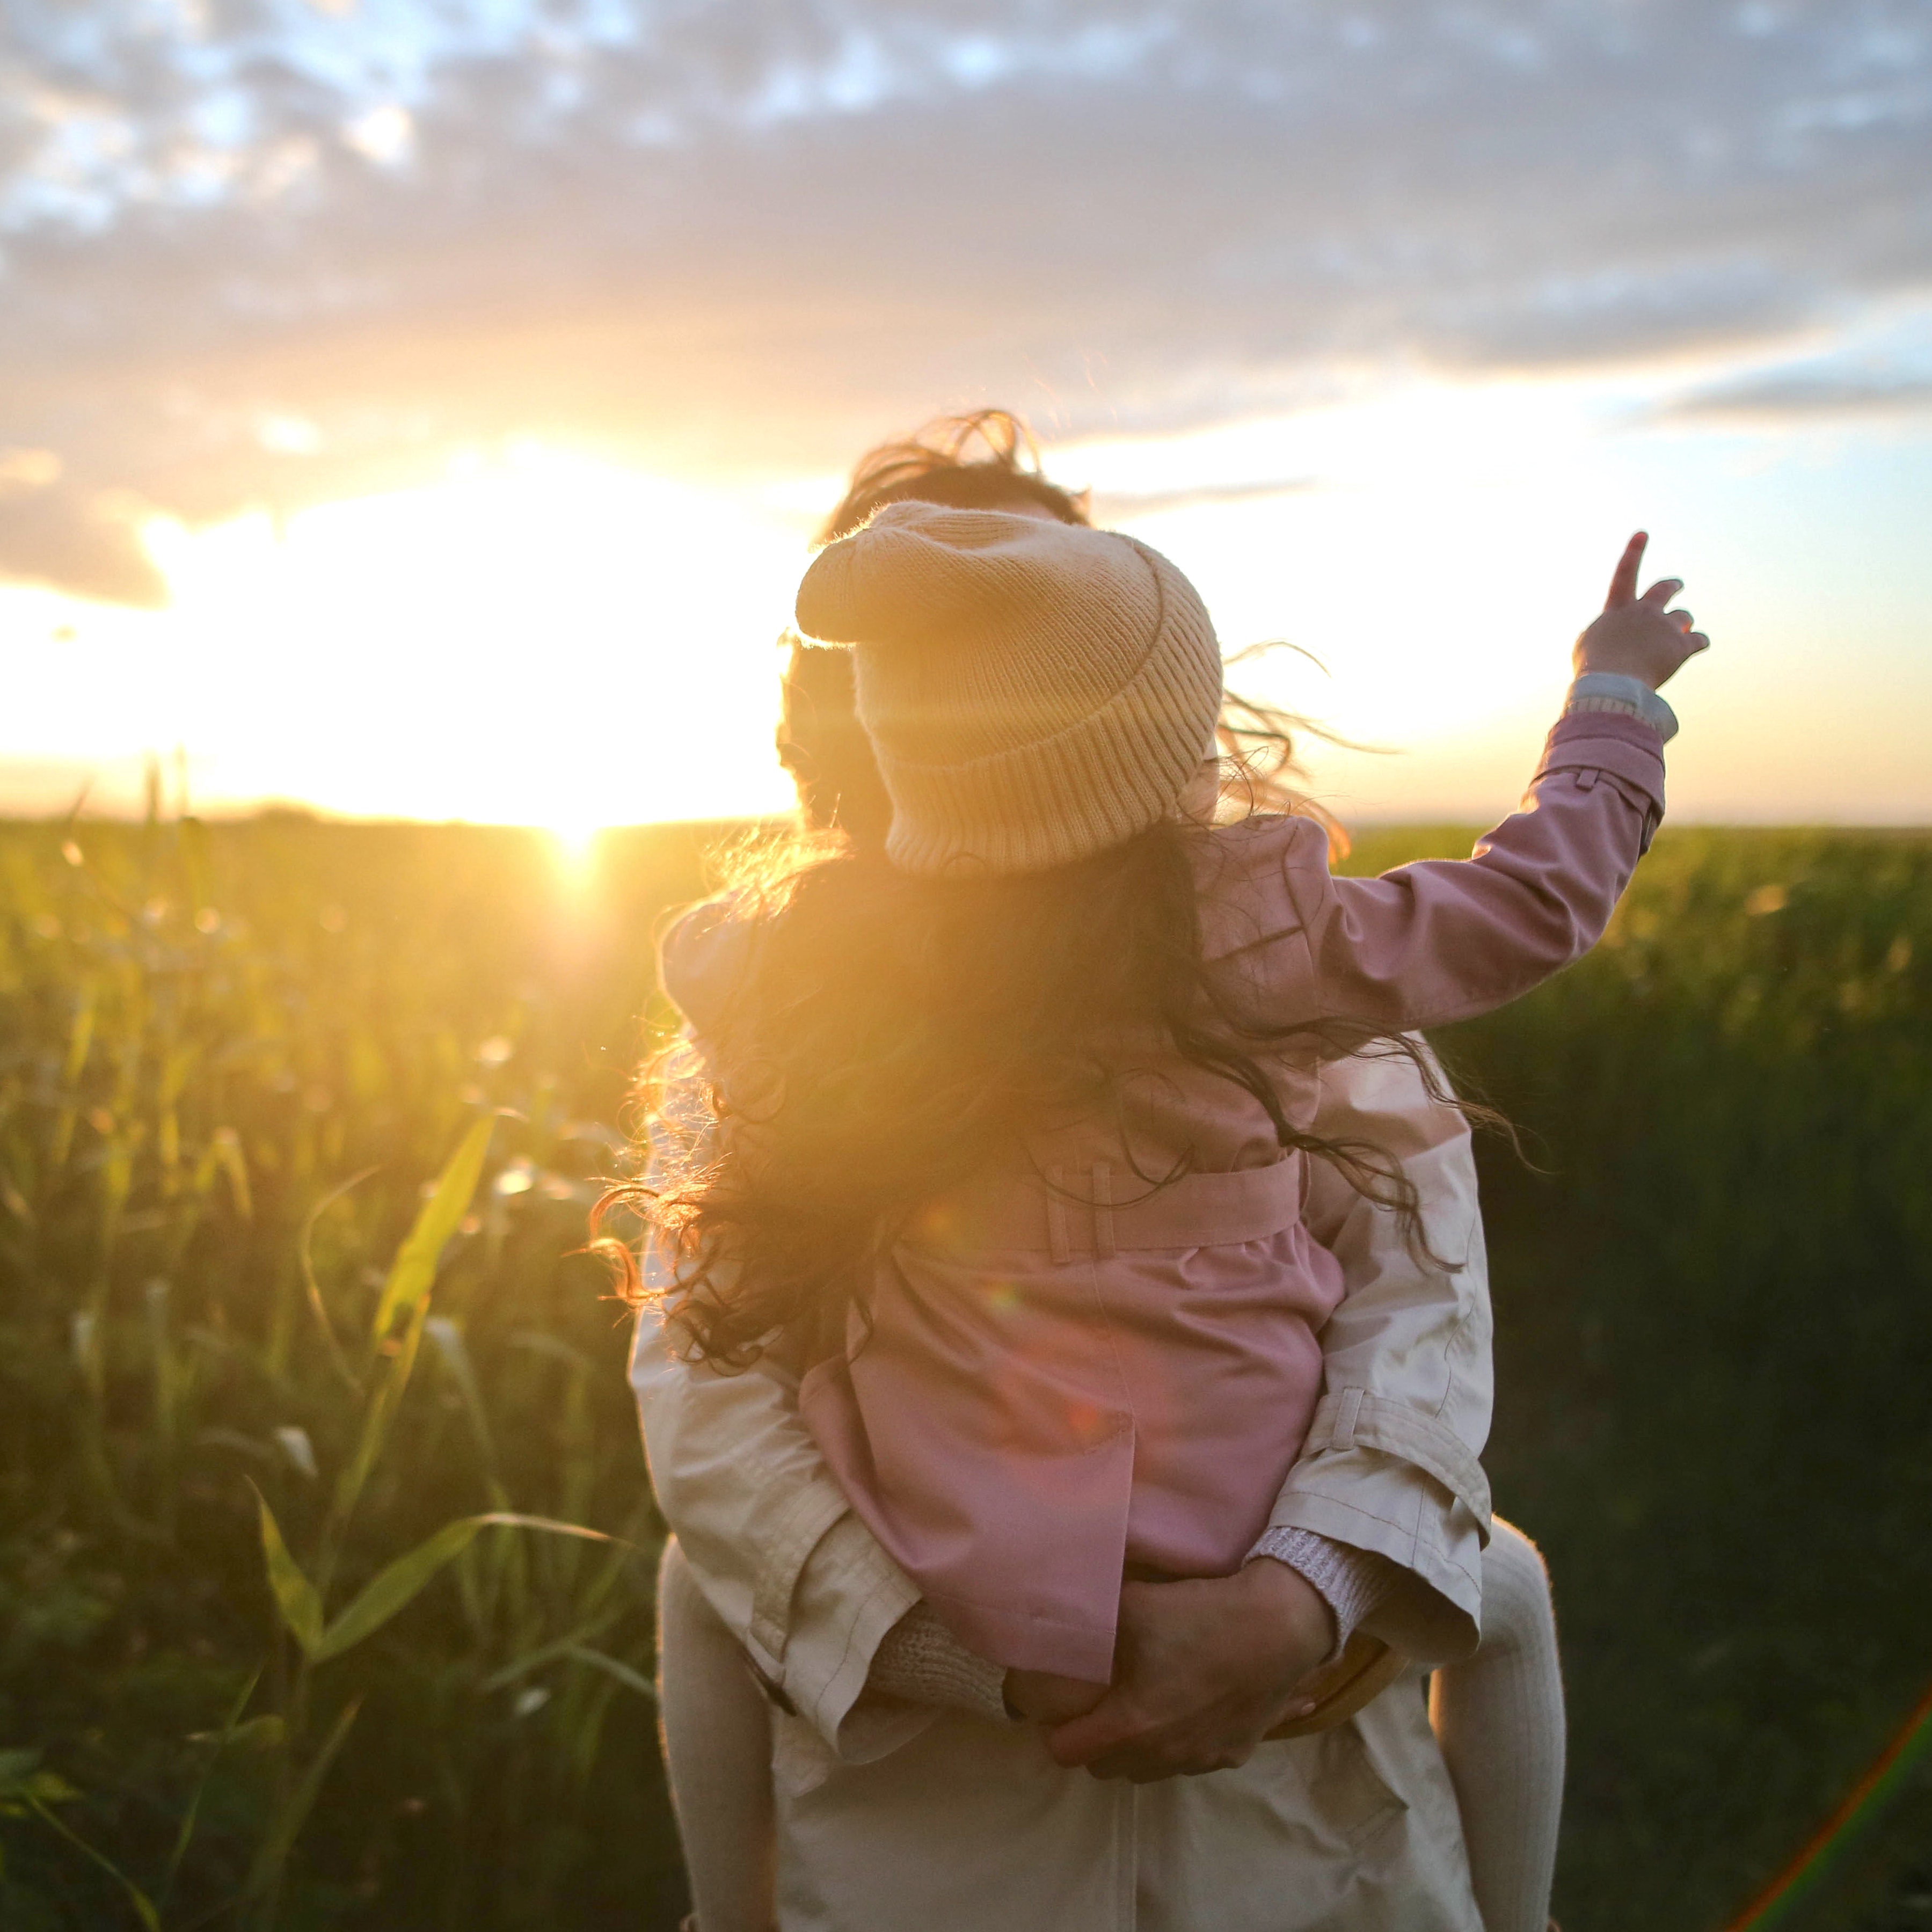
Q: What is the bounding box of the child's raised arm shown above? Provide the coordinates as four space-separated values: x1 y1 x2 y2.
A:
1209 534 1708 1039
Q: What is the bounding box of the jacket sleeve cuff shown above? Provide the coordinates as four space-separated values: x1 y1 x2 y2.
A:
778 1511 925 1761
1534 709 1668 853
1266 1450 1484 1667
1535 708 1668 808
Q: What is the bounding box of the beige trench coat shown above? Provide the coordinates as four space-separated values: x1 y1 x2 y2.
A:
631 1046 1494 1931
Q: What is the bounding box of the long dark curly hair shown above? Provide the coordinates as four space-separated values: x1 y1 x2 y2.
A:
594 413 1463 1370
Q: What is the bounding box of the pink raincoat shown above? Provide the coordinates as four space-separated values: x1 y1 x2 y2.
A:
664 709 1664 1681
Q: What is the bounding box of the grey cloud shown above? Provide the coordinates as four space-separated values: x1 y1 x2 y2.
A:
3 0 1931 601
1654 366 1932 422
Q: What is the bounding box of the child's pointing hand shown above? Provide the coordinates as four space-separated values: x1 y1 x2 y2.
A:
1573 531 1711 691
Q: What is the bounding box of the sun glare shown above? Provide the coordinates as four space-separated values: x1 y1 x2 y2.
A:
128 444 817 830
1069 378 1629 733
546 816 607 876
8 384 1925 828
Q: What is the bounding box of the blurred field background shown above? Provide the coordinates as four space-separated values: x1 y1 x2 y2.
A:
1 806 1928 1931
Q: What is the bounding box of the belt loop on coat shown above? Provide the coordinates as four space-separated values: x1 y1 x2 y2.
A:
1047 1166 1071 1266
1092 1163 1117 1260
1334 1385 1365 1449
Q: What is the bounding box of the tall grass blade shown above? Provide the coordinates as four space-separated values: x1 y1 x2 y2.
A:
22 1793 161 1931
297 1165 375 1397
192 1715 284 1751
477 1608 622 1694
330 1125 494 1533
211 1125 253 1221
62 982 96 1090
177 811 211 907
426 1316 495 1474
562 1646 658 1701
312 1513 623 1664
330 1294 428 1532
472 1511 624 1544
49 982 96 1170
163 1667 261 1906
251 1485 323 1658
310 1517 485 1663
370 1116 494 1344
243 1695 362 1901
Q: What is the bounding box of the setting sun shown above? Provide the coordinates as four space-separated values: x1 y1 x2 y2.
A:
5 445 818 829
7 390 1932 832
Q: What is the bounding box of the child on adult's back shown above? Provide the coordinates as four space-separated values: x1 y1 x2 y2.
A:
624 415 1705 1932
686 507 1696 1689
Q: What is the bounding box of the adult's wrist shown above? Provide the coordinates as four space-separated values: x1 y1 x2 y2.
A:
1249 1527 1397 1660
1238 1548 1338 1659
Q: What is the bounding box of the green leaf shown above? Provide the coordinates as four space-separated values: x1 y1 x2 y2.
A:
244 1696 361 1901
469 1510 622 1544
167 1668 261 1908
329 1122 496 1532
311 1517 486 1662
477 1606 623 1694
23 1793 160 1931
0 1749 79 1808
297 1165 376 1397
187 1713 283 1753
251 1484 323 1657
61 984 96 1091
311 1512 623 1664
426 1315 495 1474
331 1293 429 1529
562 1645 658 1701
210 1124 252 1221
371 1116 494 1344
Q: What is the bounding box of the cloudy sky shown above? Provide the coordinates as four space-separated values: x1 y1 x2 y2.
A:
3 0 1929 827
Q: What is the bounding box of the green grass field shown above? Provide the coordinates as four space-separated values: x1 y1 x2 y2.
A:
2 812 1929 1930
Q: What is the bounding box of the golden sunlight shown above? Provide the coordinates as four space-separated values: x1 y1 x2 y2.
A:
9 384 1920 830
129 445 816 828
1075 379 1634 742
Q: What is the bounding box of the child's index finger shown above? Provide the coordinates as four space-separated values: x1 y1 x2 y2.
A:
1606 530 1647 608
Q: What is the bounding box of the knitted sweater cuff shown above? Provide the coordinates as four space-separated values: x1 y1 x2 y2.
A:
1249 1527 1402 1659
866 1602 1014 1723
1564 670 1679 742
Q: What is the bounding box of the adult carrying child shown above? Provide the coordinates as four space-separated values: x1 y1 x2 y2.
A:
626 481 1705 1929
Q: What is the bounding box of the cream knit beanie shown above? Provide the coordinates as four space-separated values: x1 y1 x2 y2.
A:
794 501 1223 876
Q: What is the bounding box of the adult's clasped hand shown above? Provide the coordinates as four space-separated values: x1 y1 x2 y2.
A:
1044 1559 1336 1783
